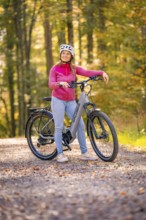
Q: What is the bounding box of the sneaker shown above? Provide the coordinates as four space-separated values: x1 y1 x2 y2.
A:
80 152 98 161
57 153 68 162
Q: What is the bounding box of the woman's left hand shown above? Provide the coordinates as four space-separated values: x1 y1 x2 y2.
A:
102 72 109 84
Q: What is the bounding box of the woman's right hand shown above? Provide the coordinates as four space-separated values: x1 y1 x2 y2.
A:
59 82 69 88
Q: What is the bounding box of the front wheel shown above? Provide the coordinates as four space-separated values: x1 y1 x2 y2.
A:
87 110 119 162
26 110 57 160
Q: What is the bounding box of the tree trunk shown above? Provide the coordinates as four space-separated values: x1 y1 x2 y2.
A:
66 0 74 45
141 26 146 113
4 1 16 136
0 96 10 137
78 0 82 65
57 19 66 46
13 0 25 135
43 15 54 76
6 50 16 137
97 0 106 52
13 0 39 135
87 0 94 63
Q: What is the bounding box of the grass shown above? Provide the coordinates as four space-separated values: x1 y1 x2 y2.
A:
118 131 146 152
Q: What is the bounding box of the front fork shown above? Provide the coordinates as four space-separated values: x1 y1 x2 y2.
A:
86 107 108 140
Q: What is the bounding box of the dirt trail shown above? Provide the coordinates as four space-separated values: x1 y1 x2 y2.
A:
0 138 146 220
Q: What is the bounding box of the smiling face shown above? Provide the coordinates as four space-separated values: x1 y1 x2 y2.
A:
60 50 72 63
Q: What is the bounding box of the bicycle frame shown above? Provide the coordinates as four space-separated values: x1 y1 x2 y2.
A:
25 77 100 145
69 90 90 142
25 76 119 162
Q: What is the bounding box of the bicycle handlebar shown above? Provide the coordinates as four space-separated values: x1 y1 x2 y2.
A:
41 76 102 101
69 76 103 88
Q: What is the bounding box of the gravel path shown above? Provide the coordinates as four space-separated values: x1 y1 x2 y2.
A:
0 138 146 220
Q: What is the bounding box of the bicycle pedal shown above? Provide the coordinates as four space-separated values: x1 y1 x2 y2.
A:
66 143 72 151
63 148 69 151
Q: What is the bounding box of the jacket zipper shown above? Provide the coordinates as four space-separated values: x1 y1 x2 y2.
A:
66 64 68 100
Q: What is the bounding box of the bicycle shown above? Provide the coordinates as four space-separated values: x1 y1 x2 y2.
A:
25 76 119 162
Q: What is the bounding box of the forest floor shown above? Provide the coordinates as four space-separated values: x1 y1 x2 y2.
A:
0 138 146 220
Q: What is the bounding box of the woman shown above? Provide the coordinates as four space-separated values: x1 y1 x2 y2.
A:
49 44 109 162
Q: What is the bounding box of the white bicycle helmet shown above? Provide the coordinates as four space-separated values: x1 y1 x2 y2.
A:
60 44 74 57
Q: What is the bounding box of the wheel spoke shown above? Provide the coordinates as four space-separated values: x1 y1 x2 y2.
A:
26 112 57 160
88 111 118 162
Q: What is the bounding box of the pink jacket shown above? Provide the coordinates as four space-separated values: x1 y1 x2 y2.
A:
49 63 103 101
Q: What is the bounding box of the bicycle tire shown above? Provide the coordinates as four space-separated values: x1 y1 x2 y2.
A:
87 110 118 162
26 110 57 160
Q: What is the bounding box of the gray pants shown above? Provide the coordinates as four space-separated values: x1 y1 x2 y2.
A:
51 96 87 155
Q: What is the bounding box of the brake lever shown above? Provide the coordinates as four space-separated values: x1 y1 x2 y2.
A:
90 76 97 80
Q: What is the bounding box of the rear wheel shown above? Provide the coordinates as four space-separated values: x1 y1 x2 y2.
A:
26 111 57 160
87 110 118 162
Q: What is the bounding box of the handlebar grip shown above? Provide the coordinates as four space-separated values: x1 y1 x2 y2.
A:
90 76 97 80
90 76 103 81
69 81 75 88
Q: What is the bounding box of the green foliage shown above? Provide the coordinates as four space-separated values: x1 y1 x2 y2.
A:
0 0 146 143
118 130 146 151
0 120 9 138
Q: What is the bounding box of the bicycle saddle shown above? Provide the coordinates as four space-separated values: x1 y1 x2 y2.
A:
42 97 52 101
